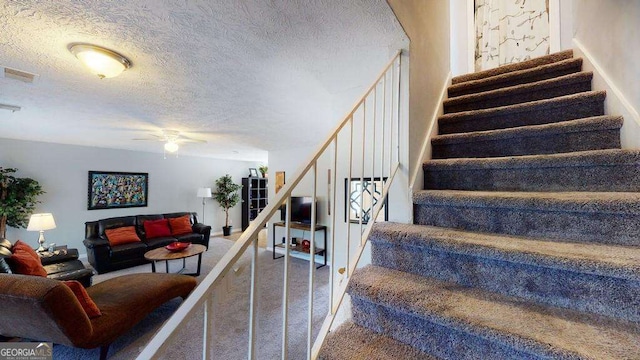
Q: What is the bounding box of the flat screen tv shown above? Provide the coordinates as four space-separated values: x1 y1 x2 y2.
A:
280 196 316 224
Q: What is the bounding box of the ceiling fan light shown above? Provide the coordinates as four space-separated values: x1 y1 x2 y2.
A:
164 141 179 153
70 44 131 79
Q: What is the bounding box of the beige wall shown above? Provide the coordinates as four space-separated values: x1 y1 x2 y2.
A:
387 0 451 194
572 0 640 148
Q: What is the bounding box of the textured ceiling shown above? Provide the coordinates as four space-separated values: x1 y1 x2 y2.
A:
0 0 407 161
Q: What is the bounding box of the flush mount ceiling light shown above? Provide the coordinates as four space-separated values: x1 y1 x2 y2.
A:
69 44 131 79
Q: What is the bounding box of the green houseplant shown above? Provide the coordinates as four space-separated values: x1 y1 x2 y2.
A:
0 167 45 239
258 165 268 178
213 174 242 236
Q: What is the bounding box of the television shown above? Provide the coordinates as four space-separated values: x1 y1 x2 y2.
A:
280 196 316 224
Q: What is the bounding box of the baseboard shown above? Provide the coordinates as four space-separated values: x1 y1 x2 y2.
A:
211 228 242 237
573 39 640 148
408 72 451 192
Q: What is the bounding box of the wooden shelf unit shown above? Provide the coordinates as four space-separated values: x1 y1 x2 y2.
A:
241 177 268 231
271 221 327 269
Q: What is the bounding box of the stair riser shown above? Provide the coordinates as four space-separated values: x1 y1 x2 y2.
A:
423 164 640 192
444 80 592 114
439 98 604 135
351 297 556 360
432 129 620 159
448 63 582 98
371 241 640 322
452 50 573 85
413 204 640 246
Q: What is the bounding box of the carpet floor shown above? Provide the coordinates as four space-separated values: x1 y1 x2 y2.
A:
54 235 329 359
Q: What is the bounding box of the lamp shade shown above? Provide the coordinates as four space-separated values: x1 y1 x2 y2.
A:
26 213 57 231
197 187 212 198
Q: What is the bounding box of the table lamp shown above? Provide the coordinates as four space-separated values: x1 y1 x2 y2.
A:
27 213 57 252
197 187 212 223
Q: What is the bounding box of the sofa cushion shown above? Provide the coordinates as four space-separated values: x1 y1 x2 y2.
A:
109 241 147 262
136 214 164 237
144 236 176 249
143 218 172 239
105 226 141 246
8 240 47 277
175 232 204 244
63 280 101 318
98 216 136 239
168 215 193 236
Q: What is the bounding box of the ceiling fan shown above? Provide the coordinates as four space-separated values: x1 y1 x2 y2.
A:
133 129 207 155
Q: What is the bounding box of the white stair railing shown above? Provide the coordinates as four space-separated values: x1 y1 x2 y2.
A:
137 50 402 360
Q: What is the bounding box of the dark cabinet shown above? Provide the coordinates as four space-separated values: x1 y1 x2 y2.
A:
241 177 268 231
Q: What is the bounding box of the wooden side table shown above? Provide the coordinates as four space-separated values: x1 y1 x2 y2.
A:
144 244 206 276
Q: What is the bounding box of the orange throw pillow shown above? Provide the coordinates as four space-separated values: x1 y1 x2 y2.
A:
63 280 102 318
168 215 192 236
104 226 141 246
9 240 47 277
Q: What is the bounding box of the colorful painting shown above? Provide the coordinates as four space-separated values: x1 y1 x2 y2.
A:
88 171 148 210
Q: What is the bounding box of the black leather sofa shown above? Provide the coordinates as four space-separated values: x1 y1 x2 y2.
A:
83 212 211 274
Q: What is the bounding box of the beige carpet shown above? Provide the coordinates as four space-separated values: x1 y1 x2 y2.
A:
53 235 329 359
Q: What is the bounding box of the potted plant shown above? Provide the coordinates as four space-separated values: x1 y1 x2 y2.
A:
0 167 44 239
259 165 268 178
213 174 242 236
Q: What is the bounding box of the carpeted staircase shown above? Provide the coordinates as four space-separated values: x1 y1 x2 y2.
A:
320 50 640 359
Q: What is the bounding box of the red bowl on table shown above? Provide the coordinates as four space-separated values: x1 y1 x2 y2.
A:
165 242 191 252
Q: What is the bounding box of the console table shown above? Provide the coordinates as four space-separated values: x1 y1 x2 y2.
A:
272 221 327 269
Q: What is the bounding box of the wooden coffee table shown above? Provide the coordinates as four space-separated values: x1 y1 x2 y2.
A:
144 244 206 276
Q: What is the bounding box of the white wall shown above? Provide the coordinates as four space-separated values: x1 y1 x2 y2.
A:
450 0 474 76
572 0 640 149
0 138 260 256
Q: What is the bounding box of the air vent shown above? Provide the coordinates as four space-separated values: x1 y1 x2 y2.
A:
2 67 39 83
0 103 21 112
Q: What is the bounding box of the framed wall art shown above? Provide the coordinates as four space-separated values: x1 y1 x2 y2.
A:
88 171 148 210
344 177 388 224
275 171 285 193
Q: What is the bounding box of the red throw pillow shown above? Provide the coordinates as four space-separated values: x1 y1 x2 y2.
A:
63 280 101 318
168 215 192 236
9 240 47 277
144 219 172 239
104 226 141 246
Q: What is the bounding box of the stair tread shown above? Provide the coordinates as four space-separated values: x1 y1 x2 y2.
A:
448 58 583 98
439 91 606 125
452 49 574 84
320 322 437 360
424 148 640 170
350 265 640 359
432 115 623 145
444 72 593 112
413 189 640 213
371 222 640 281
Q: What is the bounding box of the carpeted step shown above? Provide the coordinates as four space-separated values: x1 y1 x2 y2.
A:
432 115 622 159
349 265 640 360
319 322 436 360
370 222 640 322
438 91 605 135
413 190 640 246
444 72 593 114
451 49 574 85
423 149 640 192
448 58 583 98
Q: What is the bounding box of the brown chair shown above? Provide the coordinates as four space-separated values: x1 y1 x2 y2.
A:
0 272 196 359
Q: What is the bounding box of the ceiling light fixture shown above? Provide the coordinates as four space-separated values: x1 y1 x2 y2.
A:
164 141 179 153
69 44 131 79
